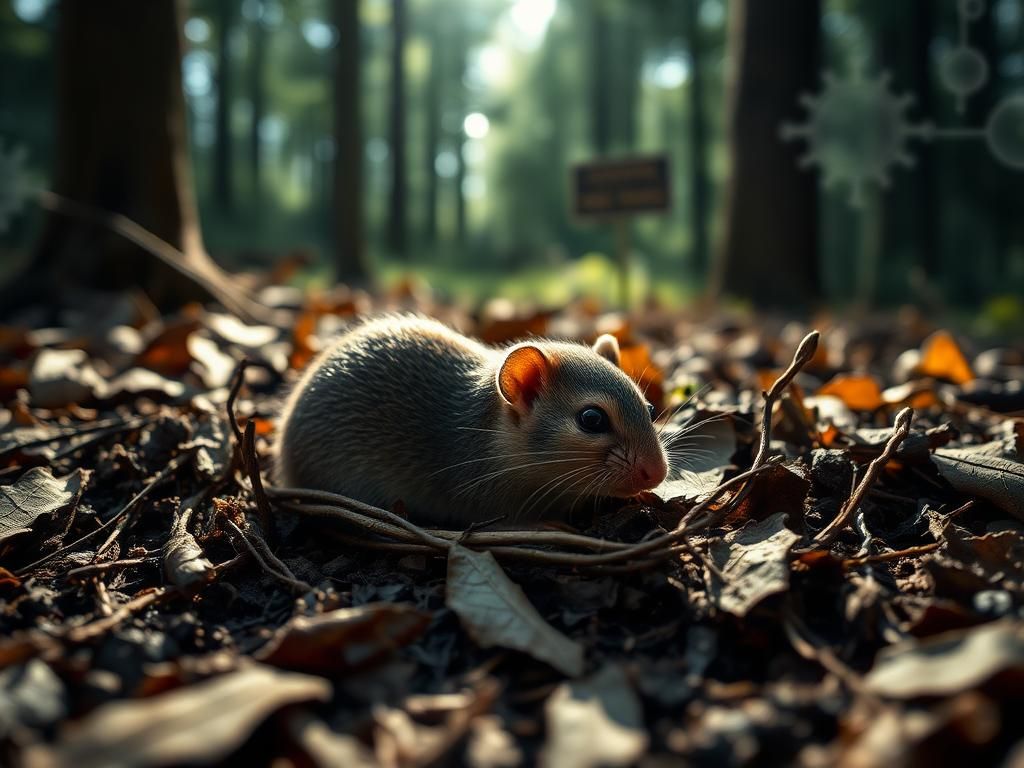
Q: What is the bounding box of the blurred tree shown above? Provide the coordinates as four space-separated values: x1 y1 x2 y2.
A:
589 0 611 154
685 0 709 275
1 0 259 318
247 4 266 204
387 0 408 257
711 0 820 308
423 9 442 244
334 0 367 281
213 0 235 213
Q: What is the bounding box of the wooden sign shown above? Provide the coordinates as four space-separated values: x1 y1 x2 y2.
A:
572 155 670 217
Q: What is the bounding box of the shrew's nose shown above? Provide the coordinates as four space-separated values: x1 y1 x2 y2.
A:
633 455 668 489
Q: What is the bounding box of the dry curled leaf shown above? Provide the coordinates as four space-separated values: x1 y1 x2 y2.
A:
0 467 84 542
817 373 885 411
932 449 1024 521
919 330 974 385
541 664 647 768
254 603 431 675
865 620 1024 698
446 544 584 677
710 513 800 617
23 663 331 768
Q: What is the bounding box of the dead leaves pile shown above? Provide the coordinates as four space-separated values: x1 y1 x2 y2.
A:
2 291 1024 767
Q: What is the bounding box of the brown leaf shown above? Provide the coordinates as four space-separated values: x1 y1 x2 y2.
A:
932 449 1024 520
254 603 431 675
710 513 800 617
23 663 331 768
865 620 1024 698
0 467 84 542
541 665 647 768
446 544 584 677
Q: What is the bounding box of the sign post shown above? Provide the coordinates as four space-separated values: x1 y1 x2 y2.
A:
572 155 670 309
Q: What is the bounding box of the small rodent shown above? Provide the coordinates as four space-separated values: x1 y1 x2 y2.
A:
274 315 668 527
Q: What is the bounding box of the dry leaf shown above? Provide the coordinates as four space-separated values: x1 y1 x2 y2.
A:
817 373 885 411
541 665 647 768
446 544 584 677
0 468 84 542
254 603 431 675
710 513 800 617
865 620 1024 698
23 663 331 768
932 449 1024 520
919 330 974 384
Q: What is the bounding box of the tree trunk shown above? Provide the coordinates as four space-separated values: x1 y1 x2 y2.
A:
333 0 367 282
386 0 407 258
710 0 820 308
589 1 611 155
685 0 709 276
13 0 245 314
248 9 266 205
423 12 442 245
213 0 234 213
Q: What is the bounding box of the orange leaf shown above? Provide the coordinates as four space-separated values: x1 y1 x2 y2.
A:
817 374 884 411
290 311 318 371
618 342 664 412
919 330 974 384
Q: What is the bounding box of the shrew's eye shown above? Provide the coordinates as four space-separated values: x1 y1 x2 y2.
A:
646 403 656 421
576 406 610 434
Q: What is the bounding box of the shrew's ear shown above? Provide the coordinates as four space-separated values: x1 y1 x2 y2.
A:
497 345 550 415
592 334 621 367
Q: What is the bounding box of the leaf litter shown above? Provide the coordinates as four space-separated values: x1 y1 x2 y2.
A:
1 291 1024 766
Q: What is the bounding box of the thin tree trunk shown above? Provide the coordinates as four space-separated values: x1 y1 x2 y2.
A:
248 10 266 205
424 12 442 244
710 0 820 308
685 0 709 276
387 0 407 258
589 1 611 155
213 0 234 213
333 0 366 282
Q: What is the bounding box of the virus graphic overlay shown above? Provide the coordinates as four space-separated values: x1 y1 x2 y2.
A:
780 69 934 207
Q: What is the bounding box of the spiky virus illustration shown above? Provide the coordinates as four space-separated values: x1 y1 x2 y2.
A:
0 139 29 233
781 70 933 206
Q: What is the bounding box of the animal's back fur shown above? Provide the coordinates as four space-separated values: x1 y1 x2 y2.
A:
274 316 503 524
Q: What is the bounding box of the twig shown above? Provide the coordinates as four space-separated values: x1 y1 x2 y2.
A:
224 519 312 594
226 359 249 447
242 420 274 540
64 587 175 644
680 331 818 528
94 450 197 559
754 331 820 468
811 407 915 549
843 542 941 568
66 557 155 579
37 190 272 324
14 451 194 576
270 487 634 551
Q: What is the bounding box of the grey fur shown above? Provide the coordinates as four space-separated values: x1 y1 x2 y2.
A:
274 315 667 527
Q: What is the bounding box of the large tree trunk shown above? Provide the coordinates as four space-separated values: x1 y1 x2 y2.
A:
685 0 710 276
248 8 266 205
333 0 367 282
589 1 611 155
423 11 442 245
4 0 262 320
386 0 407 258
213 0 234 213
710 0 820 308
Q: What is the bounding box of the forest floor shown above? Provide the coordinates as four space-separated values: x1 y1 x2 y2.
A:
2 285 1024 767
